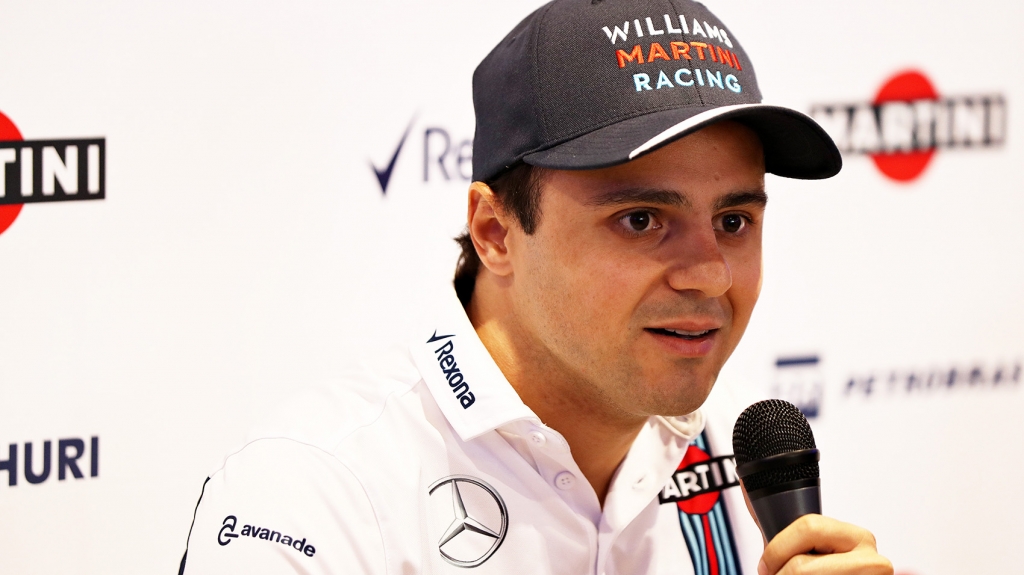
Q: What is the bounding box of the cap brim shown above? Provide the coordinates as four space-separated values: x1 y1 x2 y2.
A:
522 104 842 180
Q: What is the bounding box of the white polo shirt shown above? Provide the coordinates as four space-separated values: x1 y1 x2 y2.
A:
180 289 761 575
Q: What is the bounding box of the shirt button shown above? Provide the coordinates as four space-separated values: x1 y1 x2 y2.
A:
554 471 576 490
529 431 547 446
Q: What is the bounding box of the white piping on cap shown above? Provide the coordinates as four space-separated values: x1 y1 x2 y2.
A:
628 103 761 160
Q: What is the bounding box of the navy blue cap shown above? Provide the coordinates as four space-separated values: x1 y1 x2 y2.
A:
472 0 841 182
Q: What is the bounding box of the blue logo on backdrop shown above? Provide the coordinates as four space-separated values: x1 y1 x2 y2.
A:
0 436 99 487
771 355 824 419
369 116 473 195
371 119 415 195
846 359 1021 397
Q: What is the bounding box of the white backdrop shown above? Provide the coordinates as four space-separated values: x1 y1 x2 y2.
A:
0 1 1021 574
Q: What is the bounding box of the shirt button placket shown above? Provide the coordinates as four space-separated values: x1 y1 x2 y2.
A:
529 431 547 446
554 470 576 490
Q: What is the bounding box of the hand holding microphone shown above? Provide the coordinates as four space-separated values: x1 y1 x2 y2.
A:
732 400 893 575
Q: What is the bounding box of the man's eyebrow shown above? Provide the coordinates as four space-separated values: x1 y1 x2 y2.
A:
585 187 768 211
585 188 691 208
714 190 768 211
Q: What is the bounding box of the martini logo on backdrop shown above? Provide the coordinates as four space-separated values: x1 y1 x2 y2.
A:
810 71 1006 183
369 115 472 196
0 109 106 236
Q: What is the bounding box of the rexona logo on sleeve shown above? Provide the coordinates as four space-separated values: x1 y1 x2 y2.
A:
428 331 477 409
217 515 316 558
0 109 106 236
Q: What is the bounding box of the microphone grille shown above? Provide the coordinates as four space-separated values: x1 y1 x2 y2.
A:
732 399 818 492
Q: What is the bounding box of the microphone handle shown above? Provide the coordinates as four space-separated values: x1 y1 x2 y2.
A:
751 485 822 542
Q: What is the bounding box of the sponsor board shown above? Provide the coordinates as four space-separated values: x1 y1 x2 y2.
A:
810 70 1006 183
771 355 824 419
370 116 473 195
0 109 106 236
846 358 1021 397
0 437 99 487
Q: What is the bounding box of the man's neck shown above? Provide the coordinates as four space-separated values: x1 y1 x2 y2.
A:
467 281 647 506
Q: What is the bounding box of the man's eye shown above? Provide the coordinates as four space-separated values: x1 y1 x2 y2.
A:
622 211 657 232
720 214 746 233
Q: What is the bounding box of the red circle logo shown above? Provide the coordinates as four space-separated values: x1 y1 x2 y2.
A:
870 71 939 182
0 110 23 235
676 445 721 515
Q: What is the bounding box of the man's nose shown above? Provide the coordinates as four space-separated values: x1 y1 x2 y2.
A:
664 225 732 298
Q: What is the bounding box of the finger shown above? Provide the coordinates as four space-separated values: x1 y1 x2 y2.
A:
761 515 878 574
774 547 894 575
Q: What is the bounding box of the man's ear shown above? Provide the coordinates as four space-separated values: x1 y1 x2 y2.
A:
467 181 514 277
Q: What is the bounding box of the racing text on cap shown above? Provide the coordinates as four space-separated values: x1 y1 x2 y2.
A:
601 12 744 94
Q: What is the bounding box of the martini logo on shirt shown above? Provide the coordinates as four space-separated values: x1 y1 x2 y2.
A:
428 331 477 409
661 432 743 575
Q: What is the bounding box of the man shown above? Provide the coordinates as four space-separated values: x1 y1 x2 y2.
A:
180 1 893 574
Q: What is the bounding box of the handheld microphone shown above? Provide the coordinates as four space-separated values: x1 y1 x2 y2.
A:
731 399 821 542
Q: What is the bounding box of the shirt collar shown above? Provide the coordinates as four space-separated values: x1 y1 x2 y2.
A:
654 412 706 440
409 286 706 447
409 286 539 441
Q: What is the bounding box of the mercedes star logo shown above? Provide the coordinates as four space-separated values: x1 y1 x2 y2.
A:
428 475 508 568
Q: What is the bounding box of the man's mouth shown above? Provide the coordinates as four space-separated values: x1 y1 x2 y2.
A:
645 327 717 340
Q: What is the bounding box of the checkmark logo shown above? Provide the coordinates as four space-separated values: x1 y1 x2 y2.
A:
371 118 415 196
427 330 456 343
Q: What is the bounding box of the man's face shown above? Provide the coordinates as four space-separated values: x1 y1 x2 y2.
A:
503 121 766 419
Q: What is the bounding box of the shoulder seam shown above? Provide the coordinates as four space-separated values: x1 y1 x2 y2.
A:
207 381 422 476
204 381 424 574
211 436 393 574
328 380 420 453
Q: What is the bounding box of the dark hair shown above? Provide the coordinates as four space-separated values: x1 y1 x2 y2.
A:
454 163 545 307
